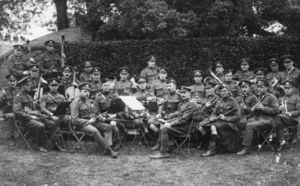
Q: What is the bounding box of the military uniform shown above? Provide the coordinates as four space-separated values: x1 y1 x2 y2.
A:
7 45 30 77
234 70 254 81
151 79 168 98
201 95 241 153
13 77 50 150
224 80 240 98
115 80 132 96
79 72 91 83
273 81 300 144
140 67 159 85
0 75 20 142
38 40 62 73
70 83 113 145
240 80 279 151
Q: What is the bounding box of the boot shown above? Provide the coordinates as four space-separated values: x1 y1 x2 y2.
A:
202 134 217 157
151 143 160 151
237 146 249 155
104 148 119 159
202 141 216 157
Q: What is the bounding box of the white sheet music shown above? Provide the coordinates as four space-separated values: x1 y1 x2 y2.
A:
119 96 145 111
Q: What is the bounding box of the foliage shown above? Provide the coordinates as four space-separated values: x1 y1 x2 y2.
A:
65 37 300 86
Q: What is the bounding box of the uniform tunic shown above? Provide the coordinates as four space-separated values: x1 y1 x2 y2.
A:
7 54 29 77
140 67 159 84
242 93 279 147
203 96 241 152
79 72 91 83
280 67 300 83
0 87 20 113
39 51 61 73
234 70 254 81
40 93 66 113
115 80 132 96
70 97 94 129
151 79 168 98
189 84 205 104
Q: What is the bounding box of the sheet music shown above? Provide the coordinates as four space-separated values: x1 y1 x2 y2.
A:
119 96 145 111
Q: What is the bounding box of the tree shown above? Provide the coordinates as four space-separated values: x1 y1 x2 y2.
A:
53 0 69 30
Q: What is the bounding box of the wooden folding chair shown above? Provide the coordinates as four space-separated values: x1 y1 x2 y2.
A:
59 116 88 153
173 121 197 156
258 123 278 153
13 113 33 150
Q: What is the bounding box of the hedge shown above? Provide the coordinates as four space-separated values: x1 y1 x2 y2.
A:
65 37 300 86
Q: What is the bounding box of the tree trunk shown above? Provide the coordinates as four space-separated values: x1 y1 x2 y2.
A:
53 0 69 30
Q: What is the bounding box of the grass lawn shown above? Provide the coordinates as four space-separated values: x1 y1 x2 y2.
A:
0 139 299 186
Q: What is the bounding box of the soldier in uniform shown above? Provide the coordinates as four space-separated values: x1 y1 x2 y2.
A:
13 76 48 152
235 80 258 130
280 55 300 83
39 40 63 74
90 67 102 93
214 61 225 81
201 86 241 157
189 70 205 105
234 58 254 81
0 74 20 145
115 67 132 96
133 77 154 104
150 86 198 159
274 80 300 148
222 69 241 98
93 82 121 150
79 61 94 82
237 79 279 155
70 82 118 158
150 78 182 150
140 55 159 85
250 68 267 96
39 76 67 151
7 45 30 77
151 67 169 97
28 64 41 97
61 65 75 89
266 58 285 97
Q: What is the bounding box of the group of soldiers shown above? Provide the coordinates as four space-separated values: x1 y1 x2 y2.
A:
1 39 300 159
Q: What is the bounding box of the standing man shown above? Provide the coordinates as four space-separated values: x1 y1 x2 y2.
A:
237 79 279 155
234 58 254 81
150 86 198 159
0 74 20 146
13 76 48 152
7 45 30 77
39 40 64 74
140 55 159 85
27 64 41 97
70 83 118 158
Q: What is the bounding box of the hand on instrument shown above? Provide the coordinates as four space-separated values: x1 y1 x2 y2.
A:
61 53 66 58
255 103 264 110
219 114 225 120
51 115 59 121
23 71 29 75
31 115 38 120
164 122 172 128
29 57 35 62
88 117 97 124
286 112 292 117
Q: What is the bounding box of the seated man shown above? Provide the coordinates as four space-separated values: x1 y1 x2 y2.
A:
237 79 279 155
40 75 68 151
0 74 20 146
274 80 300 148
235 80 258 130
150 86 198 159
70 82 118 158
150 78 182 150
200 86 241 157
13 76 48 152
